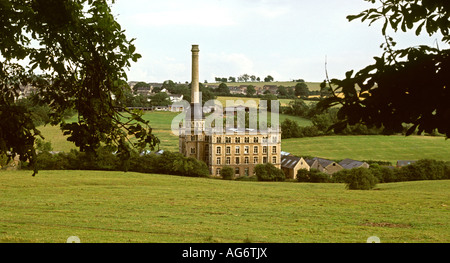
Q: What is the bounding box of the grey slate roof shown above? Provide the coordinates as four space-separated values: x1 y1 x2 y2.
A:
339 158 368 169
281 155 301 169
313 157 335 167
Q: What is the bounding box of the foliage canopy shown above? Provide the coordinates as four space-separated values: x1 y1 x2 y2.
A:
0 0 159 175
319 0 450 138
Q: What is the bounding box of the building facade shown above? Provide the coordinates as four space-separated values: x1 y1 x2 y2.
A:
179 45 281 177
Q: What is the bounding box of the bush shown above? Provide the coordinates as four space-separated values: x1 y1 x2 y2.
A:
255 163 285 182
345 168 378 190
309 169 331 183
31 148 210 177
297 168 330 183
331 169 351 183
221 166 234 180
369 164 396 183
403 159 449 181
296 169 310 182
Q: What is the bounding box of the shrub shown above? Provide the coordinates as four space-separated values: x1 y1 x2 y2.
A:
297 168 330 183
369 164 396 183
221 166 234 180
345 168 378 190
309 169 331 183
296 169 310 182
255 163 285 182
331 169 351 183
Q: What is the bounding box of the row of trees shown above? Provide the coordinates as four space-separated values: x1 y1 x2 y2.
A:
29 147 210 178
214 75 274 83
297 159 450 189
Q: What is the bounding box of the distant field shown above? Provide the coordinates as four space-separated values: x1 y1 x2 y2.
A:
0 170 448 243
282 135 450 164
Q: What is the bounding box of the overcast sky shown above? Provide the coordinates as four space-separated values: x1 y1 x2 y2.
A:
111 0 445 83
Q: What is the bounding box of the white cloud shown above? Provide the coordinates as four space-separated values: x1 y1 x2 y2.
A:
121 1 237 27
204 52 257 79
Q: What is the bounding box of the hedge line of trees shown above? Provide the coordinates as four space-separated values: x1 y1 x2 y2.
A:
297 159 450 189
28 147 210 178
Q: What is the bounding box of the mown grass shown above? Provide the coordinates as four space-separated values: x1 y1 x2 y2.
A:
282 135 450 164
0 170 448 243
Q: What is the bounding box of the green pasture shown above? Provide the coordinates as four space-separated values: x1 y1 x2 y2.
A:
0 170 448 243
282 135 450 164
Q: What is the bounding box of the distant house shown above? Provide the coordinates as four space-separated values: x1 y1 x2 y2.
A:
397 160 417 168
307 157 343 175
168 104 184 112
305 158 322 171
152 106 169 111
281 155 310 179
262 85 278 95
229 86 246 95
134 86 152 96
339 159 370 169
169 94 184 103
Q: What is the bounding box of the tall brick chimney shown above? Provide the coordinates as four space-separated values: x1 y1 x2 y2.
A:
191 45 200 104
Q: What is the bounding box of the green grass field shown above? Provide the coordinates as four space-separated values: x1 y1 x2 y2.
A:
282 135 450 164
0 170 448 243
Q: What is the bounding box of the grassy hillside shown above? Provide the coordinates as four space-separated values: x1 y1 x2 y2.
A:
0 170 448 243
282 135 450 164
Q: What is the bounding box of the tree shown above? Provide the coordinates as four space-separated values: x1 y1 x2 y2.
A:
0 0 158 175
345 168 378 190
294 82 309 98
264 75 274 82
285 99 310 118
277 86 288 97
240 74 250 82
221 166 234 180
255 163 285 182
150 92 170 106
246 85 256 97
319 0 450 138
216 82 231 95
